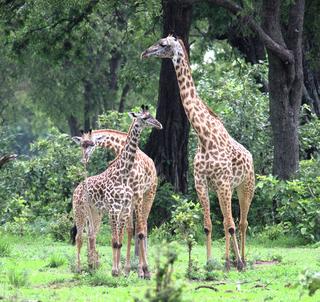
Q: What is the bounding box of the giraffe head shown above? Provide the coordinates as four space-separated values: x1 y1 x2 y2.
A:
128 105 163 130
141 34 187 62
72 129 105 164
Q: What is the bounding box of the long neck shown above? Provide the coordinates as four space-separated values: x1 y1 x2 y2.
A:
92 129 126 155
172 49 222 145
116 120 142 176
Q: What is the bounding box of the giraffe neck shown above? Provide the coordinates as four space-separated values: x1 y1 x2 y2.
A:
92 129 126 155
116 120 142 178
172 48 220 146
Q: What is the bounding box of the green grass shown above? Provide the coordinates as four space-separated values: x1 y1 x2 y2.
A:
0 236 11 257
0 234 319 301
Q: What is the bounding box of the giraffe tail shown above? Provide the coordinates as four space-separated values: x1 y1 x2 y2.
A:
70 224 77 245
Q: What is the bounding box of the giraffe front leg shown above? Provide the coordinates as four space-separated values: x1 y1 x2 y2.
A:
88 208 102 270
237 174 254 267
194 174 212 262
217 185 243 272
74 206 85 273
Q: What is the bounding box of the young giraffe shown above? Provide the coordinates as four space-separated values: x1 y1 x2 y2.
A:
72 106 162 276
142 35 255 271
72 128 157 277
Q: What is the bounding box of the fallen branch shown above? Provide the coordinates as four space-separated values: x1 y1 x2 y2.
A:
195 285 218 291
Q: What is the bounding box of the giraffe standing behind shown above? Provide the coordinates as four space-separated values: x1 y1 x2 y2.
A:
72 128 157 277
72 106 162 277
142 35 255 271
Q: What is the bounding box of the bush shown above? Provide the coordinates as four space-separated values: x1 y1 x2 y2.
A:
254 158 320 243
46 254 66 268
48 213 73 242
7 268 29 288
0 128 83 228
0 237 11 257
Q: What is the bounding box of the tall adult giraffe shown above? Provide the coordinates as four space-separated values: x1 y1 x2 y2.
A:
72 106 162 277
72 128 157 277
142 35 255 271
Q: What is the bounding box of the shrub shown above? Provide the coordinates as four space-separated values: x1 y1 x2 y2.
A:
170 195 201 279
48 213 73 242
0 237 11 257
137 243 183 302
47 254 66 268
254 158 320 243
7 268 29 288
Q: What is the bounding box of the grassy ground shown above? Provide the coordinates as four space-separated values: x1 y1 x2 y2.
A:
0 234 319 302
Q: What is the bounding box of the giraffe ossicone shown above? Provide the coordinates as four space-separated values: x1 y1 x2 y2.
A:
142 36 255 272
71 105 162 277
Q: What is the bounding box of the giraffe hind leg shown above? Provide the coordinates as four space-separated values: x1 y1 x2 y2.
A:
74 213 85 273
237 173 255 267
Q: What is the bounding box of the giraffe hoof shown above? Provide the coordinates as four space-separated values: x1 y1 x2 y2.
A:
143 267 151 280
237 261 244 272
112 269 120 277
124 266 131 277
138 268 144 279
225 260 231 272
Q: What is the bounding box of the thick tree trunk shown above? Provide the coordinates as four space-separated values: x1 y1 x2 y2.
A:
144 0 192 193
84 80 92 131
268 54 301 178
67 114 80 136
262 0 304 179
118 83 130 113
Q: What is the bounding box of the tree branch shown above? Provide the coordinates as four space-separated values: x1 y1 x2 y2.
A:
206 0 294 64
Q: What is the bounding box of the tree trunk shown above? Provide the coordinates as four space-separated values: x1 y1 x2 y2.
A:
67 114 80 136
144 0 192 193
118 83 130 113
267 54 301 178
83 80 92 131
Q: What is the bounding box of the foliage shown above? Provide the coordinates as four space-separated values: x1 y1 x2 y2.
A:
148 182 176 229
300 270 320 297
299 108 320 158
48 213 73 242
254 158 320 243
137 243 183 302
170 195 201 279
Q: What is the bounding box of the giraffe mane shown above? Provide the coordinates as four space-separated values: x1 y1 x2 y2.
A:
177 38 190 66
103 121 136 169
176 39 220 121
204 103 221 120
92 129 127 137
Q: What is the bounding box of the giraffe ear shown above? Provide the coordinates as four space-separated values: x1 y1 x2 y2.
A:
128 112 138 119
71 136 82 145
